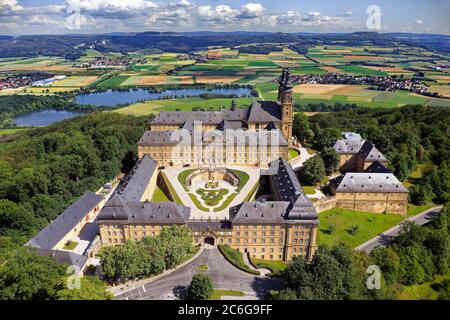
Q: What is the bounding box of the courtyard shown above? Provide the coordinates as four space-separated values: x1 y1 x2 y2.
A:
163 166 261 220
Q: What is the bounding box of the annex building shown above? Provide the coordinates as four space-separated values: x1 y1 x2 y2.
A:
330 132 408 215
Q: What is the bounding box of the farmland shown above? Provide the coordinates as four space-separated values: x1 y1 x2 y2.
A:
0 42 449 114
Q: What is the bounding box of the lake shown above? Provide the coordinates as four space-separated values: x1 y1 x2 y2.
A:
75 87 253 107
13 110 81 127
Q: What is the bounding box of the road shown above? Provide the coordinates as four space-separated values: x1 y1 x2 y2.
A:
115 246 281 300
356 206 443 253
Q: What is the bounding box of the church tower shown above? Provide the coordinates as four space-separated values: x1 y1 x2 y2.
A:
278 68 293 142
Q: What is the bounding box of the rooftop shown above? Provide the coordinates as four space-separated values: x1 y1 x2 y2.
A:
117 155 157 203
98 194 191 224
330 172 408 193
26 192 104 250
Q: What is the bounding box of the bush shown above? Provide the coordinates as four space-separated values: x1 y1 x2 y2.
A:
187 274 214 300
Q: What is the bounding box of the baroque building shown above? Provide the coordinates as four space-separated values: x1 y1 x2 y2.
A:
137 68 295 167
97 157 319 261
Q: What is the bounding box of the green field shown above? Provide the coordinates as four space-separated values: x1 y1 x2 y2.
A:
317 209 405 248
96 75 130 88
336 65 388 76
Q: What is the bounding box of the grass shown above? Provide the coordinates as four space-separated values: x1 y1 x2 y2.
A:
250 258 287 275
178 169 197 191
210 289 245 300
302 186 316 195
407 203 436 217
197 264 208 270
397 271 450 300
151 186 170 202
161 172 184 205
288 148 300 160
229 169 249 192
404 162 437 188
63 241 78 250
218 245 260 275
188 193 210 212
213 193 238 212
336 65 388 76
96 75 130 88
317 208 405 248
243 182 260 202
0 128 28 135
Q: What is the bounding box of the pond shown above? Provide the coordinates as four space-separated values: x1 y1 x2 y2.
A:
13 110 81 127
74 87 253 107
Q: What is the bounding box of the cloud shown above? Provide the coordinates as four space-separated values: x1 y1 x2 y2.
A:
64 0 158 19
0 1 356 34
277 11 302 25
344 11 353 16
236 3 265 19
0 0 23 15
415 19 423 25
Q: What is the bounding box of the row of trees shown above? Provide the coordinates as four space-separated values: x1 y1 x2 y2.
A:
270 204 450 300
100 225 197 283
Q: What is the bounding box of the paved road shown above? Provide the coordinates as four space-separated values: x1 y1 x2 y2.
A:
356 206 443 253
115 246 281 300
290 146 315 170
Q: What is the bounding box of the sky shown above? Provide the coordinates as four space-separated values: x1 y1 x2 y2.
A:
0 0 449 35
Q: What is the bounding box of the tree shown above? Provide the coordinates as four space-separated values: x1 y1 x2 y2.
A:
292 113 313 142
300 156 325 185
320 147 339 175
268 288 297 300
0 248 66 300
187 274 214 300
370 247 400 285
409 183 434 205
56 276 113 300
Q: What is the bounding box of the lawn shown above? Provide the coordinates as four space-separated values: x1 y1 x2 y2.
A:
250 258 287 275
161 172 184 205
228 169 250 192
210 289 245 300
317 208 405 248
288 148 300 160
197 264 208 270
213 193 238 212
218 245 260 275
188 193 210 212
151 186 170 202
407 203 436 217
63 241 78 250
302 186 316 195
178 169 197 191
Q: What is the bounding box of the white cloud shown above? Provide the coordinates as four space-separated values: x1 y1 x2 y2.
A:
237 3 265 19
65 0 158 19
415 19 423 25
344 11 353 16
0 1 357 34
277 11 302 25
0 0 23 15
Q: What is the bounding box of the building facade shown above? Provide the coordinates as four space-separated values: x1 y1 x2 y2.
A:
97 157 319 262
137 68 294 168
